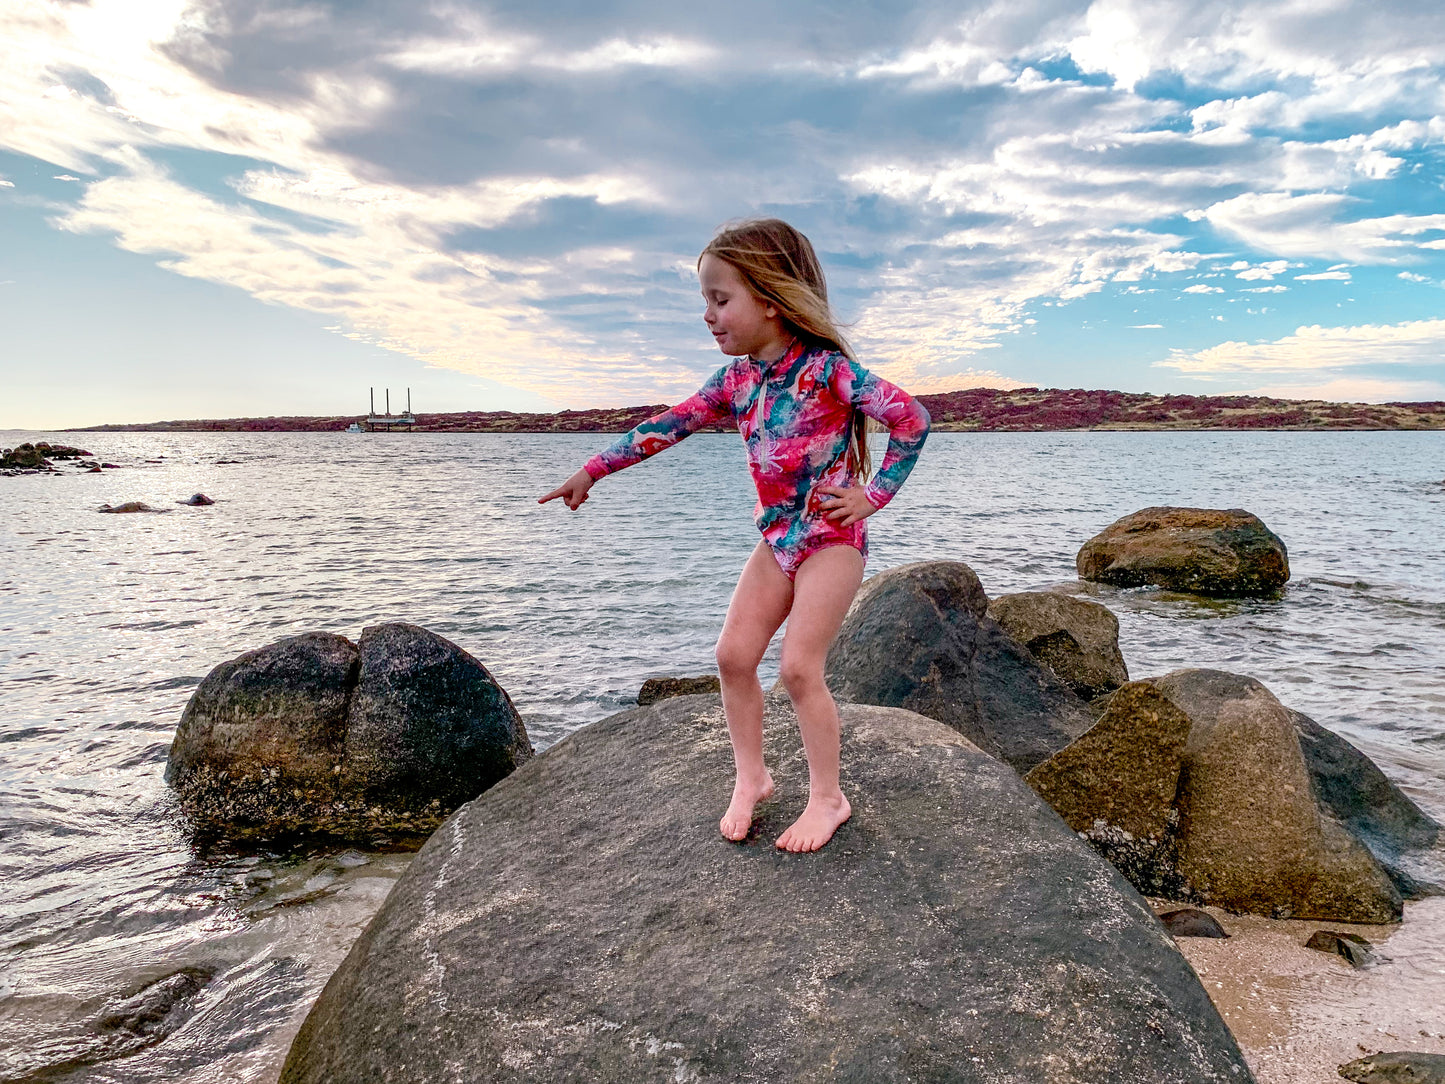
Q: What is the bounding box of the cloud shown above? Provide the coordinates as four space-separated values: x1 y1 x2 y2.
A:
1183 284 1223 293
3 0 1445 405
1129 323 1163 328
1158 318 1445 374
1294 270 1352 281
1202 193 1445 263
1241 376 1445 403
1233 259 1290 280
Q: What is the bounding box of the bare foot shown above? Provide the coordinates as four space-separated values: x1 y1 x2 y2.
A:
719 772 774 842
775 792 851 853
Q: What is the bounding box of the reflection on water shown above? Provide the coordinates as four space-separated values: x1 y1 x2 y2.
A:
1 429 1442 1081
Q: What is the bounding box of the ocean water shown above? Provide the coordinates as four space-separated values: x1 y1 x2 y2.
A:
1 429 1442 1081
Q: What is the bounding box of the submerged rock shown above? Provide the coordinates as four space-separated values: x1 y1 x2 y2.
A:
824 561 1093 773
987 591 1129 699
1338 1051 1445 1083
97 967 213 1038
99 501 167 514
637 674 720 705
166 623 532 843
282 695 1253 1084
1077 506 1289 597
1304 929 1375 969
1159 908 1230 939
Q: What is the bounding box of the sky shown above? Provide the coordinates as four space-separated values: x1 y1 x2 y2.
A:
2 0 1444 428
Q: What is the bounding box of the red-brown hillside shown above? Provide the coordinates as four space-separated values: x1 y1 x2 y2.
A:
70 388 1445 433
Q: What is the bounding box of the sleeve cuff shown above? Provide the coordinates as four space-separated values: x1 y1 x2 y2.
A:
583 456 610 481
863 483 892 510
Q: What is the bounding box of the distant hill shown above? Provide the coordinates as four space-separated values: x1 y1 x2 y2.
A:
70 387 1445 433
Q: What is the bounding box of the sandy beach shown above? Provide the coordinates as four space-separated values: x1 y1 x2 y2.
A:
1154 897 1445 1083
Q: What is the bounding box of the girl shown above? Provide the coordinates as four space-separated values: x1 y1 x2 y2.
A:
540 219 929 853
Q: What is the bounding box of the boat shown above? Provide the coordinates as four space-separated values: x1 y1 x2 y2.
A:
345 422 364 433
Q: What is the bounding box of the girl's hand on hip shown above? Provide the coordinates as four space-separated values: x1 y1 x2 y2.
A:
539 469 595 511
818 485 877 527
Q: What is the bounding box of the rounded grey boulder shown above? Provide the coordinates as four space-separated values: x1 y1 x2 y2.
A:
166 622 532 843
282 694 1254 1084
1076 507 1289 597
824 561 1093 773
987 590 1129 699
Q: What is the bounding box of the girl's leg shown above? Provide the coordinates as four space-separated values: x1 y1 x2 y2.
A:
775 545 865 852
715 541 794 841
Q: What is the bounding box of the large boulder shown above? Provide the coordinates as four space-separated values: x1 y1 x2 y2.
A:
282 695 1254 1084
1025 670 1438 922
987 591 1129 699
1157 669 1404 921
1025 681 1194 897
1076 507 1289 597
166 623 532 843
823 561 1093 773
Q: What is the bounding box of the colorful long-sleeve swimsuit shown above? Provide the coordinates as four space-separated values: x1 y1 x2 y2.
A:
582 339 931 579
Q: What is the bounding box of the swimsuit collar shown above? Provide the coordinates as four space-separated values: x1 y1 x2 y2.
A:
749 337 807 376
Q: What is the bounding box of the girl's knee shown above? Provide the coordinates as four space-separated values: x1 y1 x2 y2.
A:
778 656 826 699
715 637 759 681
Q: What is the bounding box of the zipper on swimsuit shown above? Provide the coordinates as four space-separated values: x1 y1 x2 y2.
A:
751 340 796 472
754 364 769 470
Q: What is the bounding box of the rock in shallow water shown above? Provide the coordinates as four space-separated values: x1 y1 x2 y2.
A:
98 501 167 513
97 967 213 1038
1159 908 1230 939
282 694 1254 1084
166 623 532 843
1304 929 1375 968
1076 506 1289 597
1338 1051 1445 1083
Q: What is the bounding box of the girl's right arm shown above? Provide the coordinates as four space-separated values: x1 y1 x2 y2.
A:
538 367 733 510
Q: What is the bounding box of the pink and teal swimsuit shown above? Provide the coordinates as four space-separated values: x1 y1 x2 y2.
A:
582 339 930 578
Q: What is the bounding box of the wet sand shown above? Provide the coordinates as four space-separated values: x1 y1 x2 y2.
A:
1153 897 1445 1083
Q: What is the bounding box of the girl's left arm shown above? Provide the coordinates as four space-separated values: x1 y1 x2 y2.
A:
829 355 931 510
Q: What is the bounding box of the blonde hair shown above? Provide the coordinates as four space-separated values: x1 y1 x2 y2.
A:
700 218 871 479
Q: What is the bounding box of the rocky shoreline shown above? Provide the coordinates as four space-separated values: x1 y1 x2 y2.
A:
138 504 1442 1083
63 387 1445 433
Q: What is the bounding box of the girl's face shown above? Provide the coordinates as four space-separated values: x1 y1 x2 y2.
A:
699 254 791 361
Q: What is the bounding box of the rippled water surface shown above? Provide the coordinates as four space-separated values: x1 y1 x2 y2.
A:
2 429 1443 1081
